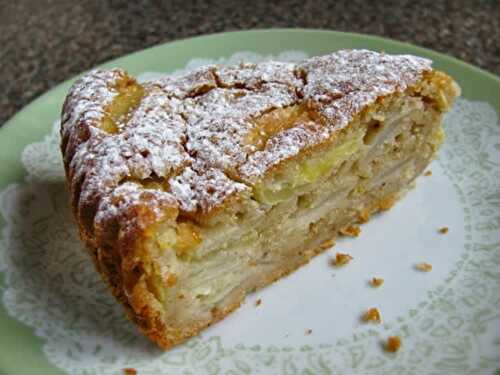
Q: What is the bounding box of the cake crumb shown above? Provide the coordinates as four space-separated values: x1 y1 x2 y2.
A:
370 277 384 287
362 308 381 323
255 299 262 307
416 262 433 272
124 369 137 375
332 252 353 267
340 225 361 237
386 336 401 352
424 170 432 176
438 227 449 234
305 329 312 335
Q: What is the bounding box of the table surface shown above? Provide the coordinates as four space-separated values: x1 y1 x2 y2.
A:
1 0 499 127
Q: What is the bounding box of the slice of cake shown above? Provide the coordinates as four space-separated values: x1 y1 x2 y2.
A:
60 50 460 349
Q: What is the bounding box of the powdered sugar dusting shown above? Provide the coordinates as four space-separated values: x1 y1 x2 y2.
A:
215 61 302 89
155 66 218 99
184 83 299 171
94 181 177 240
62 50 432 229
61 69 125 140
170 161 248 213
298 50 432 127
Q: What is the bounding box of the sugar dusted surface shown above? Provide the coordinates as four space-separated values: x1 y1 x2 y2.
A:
61 50 432 226
61 69 124 139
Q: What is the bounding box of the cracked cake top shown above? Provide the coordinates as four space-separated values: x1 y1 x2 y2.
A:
61 49 431 239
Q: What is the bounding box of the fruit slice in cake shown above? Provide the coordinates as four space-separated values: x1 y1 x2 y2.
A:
60 50 460 349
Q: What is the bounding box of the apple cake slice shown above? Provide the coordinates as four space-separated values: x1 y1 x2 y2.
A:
60 50 460 349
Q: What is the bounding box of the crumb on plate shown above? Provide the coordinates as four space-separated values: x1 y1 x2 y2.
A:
386 336 402 352
424 170 432 176
340 225 361 237
332 252 353 267
305 329 312 335
438 226 449 234
255 299 262 307
370 277 384 287
362 307 381 323
124 369 137 375
415 262 433 272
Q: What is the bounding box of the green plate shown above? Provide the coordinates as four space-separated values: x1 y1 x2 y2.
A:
1 29 499 375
